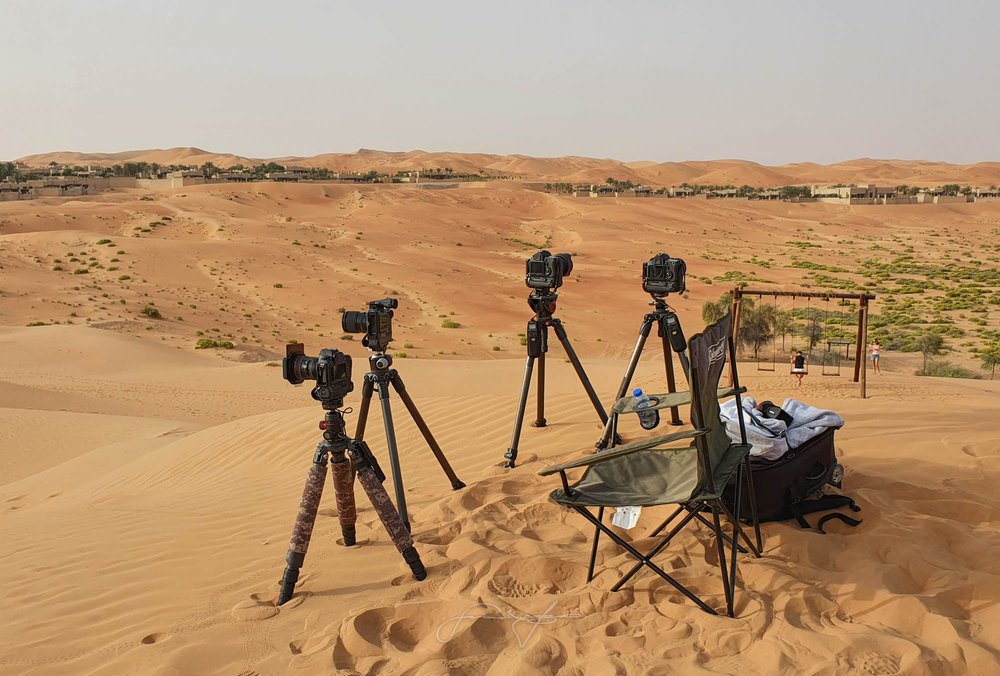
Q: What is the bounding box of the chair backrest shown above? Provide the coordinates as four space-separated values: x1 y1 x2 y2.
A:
688 313 735 493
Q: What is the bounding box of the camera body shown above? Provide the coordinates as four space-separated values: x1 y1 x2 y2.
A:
342 298 398 353
283 343 354 403
642 253 687 296
525 250 574 290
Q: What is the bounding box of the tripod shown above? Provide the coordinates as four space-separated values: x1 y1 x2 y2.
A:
354 353 464 532
504 289 609 468
597 296 690 450
277 390 425 606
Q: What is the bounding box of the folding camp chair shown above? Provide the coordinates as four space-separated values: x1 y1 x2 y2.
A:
538 314 762 617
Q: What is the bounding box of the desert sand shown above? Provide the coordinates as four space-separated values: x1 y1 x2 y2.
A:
1 179 999 675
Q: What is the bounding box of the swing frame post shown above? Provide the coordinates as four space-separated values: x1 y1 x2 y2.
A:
731 288 875 398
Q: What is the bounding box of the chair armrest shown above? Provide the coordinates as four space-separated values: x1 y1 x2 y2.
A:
612 386 747 414
538 428 705 476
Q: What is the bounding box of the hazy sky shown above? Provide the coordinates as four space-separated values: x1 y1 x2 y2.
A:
3 0 998 164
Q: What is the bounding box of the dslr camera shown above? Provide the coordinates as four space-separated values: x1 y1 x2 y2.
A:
525 250 573 290
283 343 354 404
342 298 397 352
642 253 687 296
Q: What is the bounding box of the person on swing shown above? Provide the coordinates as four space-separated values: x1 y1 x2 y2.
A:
790 350 808 387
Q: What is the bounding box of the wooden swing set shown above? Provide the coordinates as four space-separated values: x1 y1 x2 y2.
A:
730 288 877 398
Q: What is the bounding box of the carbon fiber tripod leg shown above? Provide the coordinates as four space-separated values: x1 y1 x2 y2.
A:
598 319 653 449
389 372 465 490
552 319 608 426
534 352 547 427
278 454 327 605
351 441 427 581
354 376 375 440
329 455 357 546
505 354 535 468
377 384 410 532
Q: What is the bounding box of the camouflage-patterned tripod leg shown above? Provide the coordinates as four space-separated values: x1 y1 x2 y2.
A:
278 454 327 605
350 440 427 581
329 456 357 546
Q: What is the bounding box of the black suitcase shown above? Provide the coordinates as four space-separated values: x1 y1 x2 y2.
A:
725 426 844 523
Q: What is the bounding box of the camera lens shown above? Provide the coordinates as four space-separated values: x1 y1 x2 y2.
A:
285 355 318 384
342 310 368 333
555 253 573 276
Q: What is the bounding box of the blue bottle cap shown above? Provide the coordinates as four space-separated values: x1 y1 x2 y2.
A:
633 388 643 397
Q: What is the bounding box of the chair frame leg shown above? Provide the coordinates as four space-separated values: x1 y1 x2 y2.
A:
573 506 717 615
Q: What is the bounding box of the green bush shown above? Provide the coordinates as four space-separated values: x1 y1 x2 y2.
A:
195 338 235 349
917 360 981 379
73 268 89 275
96 239 112 245
141 304 161 319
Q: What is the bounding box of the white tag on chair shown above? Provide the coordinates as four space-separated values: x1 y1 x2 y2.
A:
612 506 642 529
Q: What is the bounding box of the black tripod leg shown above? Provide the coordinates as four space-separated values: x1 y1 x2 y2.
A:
505 355 536 468
598 319 653 449
329 453 357 546
533 352 547 427
278 452 328 605
389 373 465 490
351 444 426 582
354 376 375 441
377 384 410 531
660 324 683 425
552 320 607 425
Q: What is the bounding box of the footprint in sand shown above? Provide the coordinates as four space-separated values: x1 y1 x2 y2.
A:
487 573 544 598
231 593 281 620
861 652 900 675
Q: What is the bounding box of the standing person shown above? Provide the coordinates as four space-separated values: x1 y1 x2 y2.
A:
790 351 808 387
870 339 881 375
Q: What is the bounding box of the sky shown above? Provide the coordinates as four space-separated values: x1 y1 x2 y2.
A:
2 0 998 165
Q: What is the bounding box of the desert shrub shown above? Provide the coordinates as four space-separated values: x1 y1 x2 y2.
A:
52 265 63 271
27 321 49 326
96 239 112 245
441 320 461 329
141 304 161 319
492 346 501 351
273 283 283 288
195 338 234 349
917 360 980 379
403 342 414 349
393 352 408 358
73 268 89 275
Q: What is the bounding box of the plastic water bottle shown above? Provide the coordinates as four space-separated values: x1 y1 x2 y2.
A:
633 388 659 430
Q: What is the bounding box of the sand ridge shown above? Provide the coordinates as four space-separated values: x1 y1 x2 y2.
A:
14 147 1000 187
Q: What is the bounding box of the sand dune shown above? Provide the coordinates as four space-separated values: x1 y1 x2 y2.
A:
1 180 999 674
13 147 1000 187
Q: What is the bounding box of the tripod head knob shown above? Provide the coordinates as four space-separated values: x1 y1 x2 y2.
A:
369 353 392 371
527 290 558 317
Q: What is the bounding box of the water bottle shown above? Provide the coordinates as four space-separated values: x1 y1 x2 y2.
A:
633 388 659 430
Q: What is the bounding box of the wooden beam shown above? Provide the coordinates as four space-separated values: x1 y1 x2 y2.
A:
737 289 876 301
853 296 866 383
860 298 869 399
729 288 743 386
